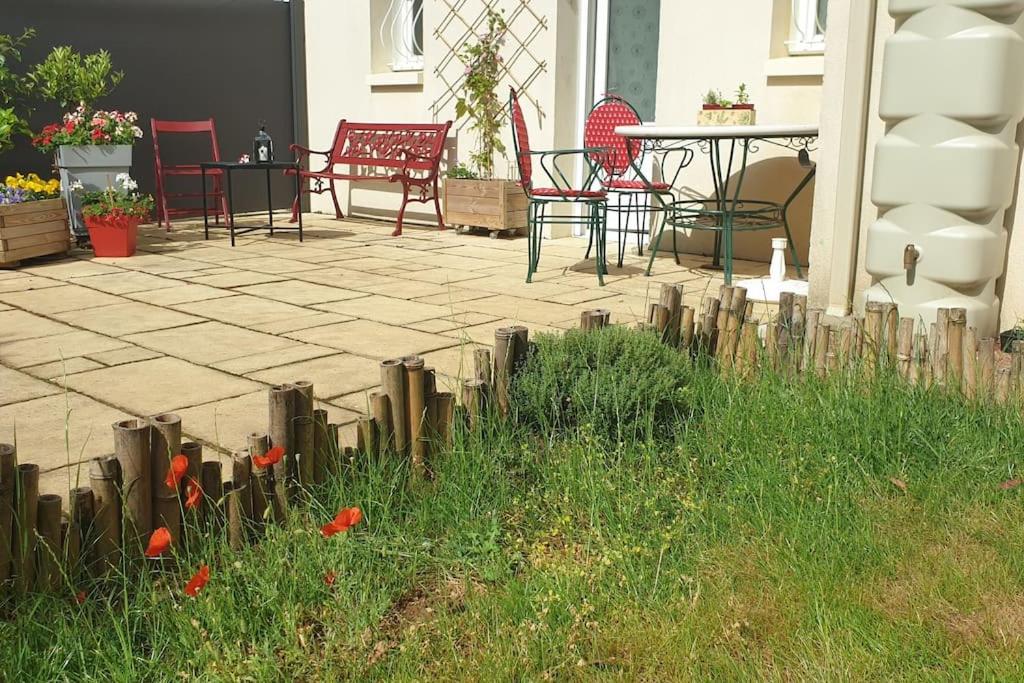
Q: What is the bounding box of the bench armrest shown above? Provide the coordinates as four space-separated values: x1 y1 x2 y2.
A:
289 143 333 171
391 146 444 182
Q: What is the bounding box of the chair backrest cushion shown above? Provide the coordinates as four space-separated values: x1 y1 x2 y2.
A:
508 88 532 186
583 96 642 178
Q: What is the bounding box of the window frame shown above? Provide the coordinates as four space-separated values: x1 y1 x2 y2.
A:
788 0 827 56
381 0 424 72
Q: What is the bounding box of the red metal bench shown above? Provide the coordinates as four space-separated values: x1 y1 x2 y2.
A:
288 120 452 236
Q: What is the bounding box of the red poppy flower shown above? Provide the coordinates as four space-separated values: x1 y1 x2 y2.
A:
165 454 189 490
74 590 86 605
145 527 172 558
320 507 363 538
252 445 284 469
184 478 202 510
324 571 337 586
184 564 210 597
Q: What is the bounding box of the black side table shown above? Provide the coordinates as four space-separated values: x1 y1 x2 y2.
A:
200 160 303 246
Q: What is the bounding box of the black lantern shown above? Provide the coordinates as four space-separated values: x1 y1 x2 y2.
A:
253 122 274 163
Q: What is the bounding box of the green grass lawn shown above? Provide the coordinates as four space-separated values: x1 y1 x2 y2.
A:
4 326 1024 681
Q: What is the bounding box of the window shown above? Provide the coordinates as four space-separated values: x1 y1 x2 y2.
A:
380 0 424 71
789 0 827 55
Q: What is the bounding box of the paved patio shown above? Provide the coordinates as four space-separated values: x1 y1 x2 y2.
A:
0 214 772 497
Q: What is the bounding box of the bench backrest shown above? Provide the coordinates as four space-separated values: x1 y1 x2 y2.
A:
328 121 451 173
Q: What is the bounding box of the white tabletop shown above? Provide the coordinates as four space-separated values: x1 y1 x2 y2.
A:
615 123 819 140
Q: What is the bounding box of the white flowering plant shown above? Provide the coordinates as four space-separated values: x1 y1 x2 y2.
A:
77 173 153 223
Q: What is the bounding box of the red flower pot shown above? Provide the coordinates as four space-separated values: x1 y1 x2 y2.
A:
84 214 140 257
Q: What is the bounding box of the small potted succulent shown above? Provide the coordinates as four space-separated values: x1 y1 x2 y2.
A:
75 173 153 257
699 84 756 125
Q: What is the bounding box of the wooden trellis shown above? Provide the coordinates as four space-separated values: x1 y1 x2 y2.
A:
431 0 548 128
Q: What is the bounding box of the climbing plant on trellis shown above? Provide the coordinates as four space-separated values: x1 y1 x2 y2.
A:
431 0 548 130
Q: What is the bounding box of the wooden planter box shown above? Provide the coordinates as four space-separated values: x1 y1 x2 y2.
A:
444 178 528 238
0 198 70 267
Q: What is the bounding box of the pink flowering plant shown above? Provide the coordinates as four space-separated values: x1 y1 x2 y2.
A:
32 104 143 153
455 10 507 179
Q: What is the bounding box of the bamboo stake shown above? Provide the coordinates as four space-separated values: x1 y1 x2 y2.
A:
0 443 15 590
180 441 203 537
292 415 315 489
381 359 408 454
979 338 996 398
225 481 245 551
720 288 747 370
996 366 1011 404
181 441 202 490
89 457 120 576
881 302 898 362
201 460 224 530
803 309 821 373
911 331 927 387
814 323 831 378
70 486 94 577
61 518 80 585
494 328 515 417
509 325 530 372
765 322 779 370
792 295 807 362
290 381 314 495
370 391 393 453
947 308 966 392
474 348 492 384
826 327 840 374
357 415 377 458
150 413 181 550
659 283 683 347
292 380 314 419
232 450 253 536
897 318 914 381
313 409 330 484
700 297 720 354
247 433 272 534
36 494 62 593
404 356 427 477
11 463 39 594
735 320 759 378
462 379 488 429
268 384 295 518
434 392 455 448
324 423 341 477
963 326 979 400
680 305 695 352
935 308 950 387
424 367 437 398
716 286 735 336
863 302 883 374
652 304 670 342
777 291 794 361
839 322 854 371
113 419 152 551
1013 341 1024 398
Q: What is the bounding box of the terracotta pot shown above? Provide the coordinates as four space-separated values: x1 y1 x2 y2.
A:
732 104 755 110
702 104 724 110
84 214 140 257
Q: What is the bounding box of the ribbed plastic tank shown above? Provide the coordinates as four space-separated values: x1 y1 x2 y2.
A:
864 1 1024 335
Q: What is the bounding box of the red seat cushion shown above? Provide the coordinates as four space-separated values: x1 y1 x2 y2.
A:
607 178 670 191
530 187 605 199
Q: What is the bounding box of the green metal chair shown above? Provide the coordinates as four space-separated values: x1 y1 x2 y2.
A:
509 88 610 286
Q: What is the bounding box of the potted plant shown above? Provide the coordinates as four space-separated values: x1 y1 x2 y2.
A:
443 10 528 238
29 46 137 242
75 173 152 257
698 84 757 126
0 173 69 267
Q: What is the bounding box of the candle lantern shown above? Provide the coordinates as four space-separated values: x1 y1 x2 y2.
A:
253 122 274 163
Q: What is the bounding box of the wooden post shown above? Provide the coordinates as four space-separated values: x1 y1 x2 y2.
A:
963 326 979 400
357 415 377 458
232 450 253 538
716 286 735 336
792 295 807 362
881 302 898 362
224 481 245 552
897 318 915 381
680 305 695 352
36 494 62 593
814 323 831 378
0 443 15 591
735 320 760 378
70 486 94 578
380 359 408 453
700 297 720 355
803 309 822 373
247 433 272 534
12 463 39 594
474 348 492 384
433 392 455 448
292 415 315 489
268 384 295 517
150 413 181 550
659 283 683 347
113 418 152 551
494 328 516 417
370 391 393 453
652 304 670 343
863 302 883 374
720 287 747 370
462 379 488 429
978 338 996 398
313 409 331 484
777 291 795 362
935 308 950 387
200 461 224 530
839 322 855 370
996 366 1011 403
947 308 966 392
765 322 779 370
911 331 927 387
404 356 428 477
826 327 841 373
89 457 121 576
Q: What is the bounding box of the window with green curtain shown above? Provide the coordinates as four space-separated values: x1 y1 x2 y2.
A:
605 0 661 121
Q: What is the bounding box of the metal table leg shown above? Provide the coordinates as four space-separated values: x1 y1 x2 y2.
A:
227 168 236 247
296 165 303 242
202 166 210 240
266 167 274 236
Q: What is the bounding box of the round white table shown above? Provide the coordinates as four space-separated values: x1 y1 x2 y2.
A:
614 123 819 284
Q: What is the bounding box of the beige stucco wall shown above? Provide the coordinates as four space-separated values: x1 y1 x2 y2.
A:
651 0 824 265
302 0 581 230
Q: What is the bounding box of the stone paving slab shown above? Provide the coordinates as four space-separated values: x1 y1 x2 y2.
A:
287 319 461 359
0 310 78 343
24 356 105 379
63 357 261 415
0 329 127 368
0 284 127 313
84 345 164 366
54 301 204 337
211 342 336 375
70 271 183 294
171 294 317 328
0 365 61 405
125 321 296 364
234 281 369 305
125 283 239 306
246 353 381 399
312 295 454 325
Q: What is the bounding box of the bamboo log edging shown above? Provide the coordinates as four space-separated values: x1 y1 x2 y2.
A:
0 302 1017 606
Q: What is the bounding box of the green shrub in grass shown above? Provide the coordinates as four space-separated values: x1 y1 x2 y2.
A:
512 325 694 444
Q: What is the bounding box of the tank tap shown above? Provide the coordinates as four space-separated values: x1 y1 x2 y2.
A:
903 244 920 271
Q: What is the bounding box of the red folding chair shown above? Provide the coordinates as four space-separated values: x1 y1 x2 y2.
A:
151 118 229 230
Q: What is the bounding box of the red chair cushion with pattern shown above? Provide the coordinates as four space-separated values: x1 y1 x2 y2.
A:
509 89 532 185
607 178 670 191
531 188 606 198
584 98 641 177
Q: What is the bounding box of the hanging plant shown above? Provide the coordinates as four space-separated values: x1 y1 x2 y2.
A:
455 10 507 180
